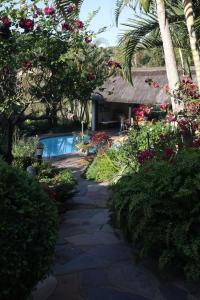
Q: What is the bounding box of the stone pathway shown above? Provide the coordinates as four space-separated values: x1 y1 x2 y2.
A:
49 156 198 300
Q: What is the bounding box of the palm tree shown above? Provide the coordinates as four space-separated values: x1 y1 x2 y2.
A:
183 0 200 90
116 0 181 111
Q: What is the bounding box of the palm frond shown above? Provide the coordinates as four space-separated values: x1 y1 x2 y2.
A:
54 0 84 21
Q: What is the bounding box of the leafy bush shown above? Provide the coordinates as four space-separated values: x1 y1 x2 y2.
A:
86 149 121 182
12 136 39 168
111 148 200 281
0 159 58 300
34 162 77 201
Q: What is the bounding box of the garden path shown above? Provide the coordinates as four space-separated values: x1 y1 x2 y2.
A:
48 155 197 300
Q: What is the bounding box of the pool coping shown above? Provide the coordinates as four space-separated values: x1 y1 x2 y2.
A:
39 131 83 139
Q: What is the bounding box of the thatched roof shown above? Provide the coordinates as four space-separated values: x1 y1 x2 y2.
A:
93 67 196 105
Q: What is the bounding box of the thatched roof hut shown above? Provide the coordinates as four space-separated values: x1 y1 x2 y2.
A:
92 67 196 105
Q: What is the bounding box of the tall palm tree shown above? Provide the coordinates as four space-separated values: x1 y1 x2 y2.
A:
183 0 200 90
116 0 180 111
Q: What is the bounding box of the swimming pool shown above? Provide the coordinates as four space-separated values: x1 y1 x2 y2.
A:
40 135 79 157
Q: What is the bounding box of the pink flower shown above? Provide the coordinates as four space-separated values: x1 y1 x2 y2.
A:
66 3 76 13
151 80 159 88
160 103 169 111
168 113 175 123
74 20 84 29
2 16 11 27
163 84 169 93
44 7 55 15
62 23 73 31
87 73 94 81
85 36 92 43
19 19 34 32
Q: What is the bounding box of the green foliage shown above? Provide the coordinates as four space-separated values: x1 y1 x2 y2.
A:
0 158 58 300
86 149 122 182
12 136 39 168
112 148 200 281
34 162 77 200
12 136 39 158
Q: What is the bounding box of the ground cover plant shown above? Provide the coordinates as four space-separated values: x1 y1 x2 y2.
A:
111 148 200 281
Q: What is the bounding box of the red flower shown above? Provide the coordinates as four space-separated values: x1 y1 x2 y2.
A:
44 7 55 15
2 16 11 28
163 84 169 93
74 20 84 29
91 132 110 146
138 149 154 164
162 147 175 160
66 3 76 13
19 19 34 32
23 60 33 70
87 73 94 81
85 36 92 43
62 23 73 31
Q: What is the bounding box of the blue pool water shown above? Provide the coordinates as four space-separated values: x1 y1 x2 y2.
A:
40 135 79 157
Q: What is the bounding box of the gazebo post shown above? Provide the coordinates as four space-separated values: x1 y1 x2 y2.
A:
92 99 96 131
128 105 132 125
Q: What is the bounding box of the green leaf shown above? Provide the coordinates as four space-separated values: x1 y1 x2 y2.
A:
140 0 150 12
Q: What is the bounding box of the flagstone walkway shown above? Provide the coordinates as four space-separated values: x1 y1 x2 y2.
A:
49 155 197 300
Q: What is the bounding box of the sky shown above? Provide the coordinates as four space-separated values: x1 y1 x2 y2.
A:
80 0 132 47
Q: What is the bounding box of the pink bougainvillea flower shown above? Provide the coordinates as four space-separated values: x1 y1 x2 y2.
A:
151 80 159 88
62 23 73 31
19 18 34 32
85 36 92 43
163 84 169 93
137 149 154 164
23 60 33 70
2 16 11 27
44 7 55 15
168 112 175 123
66 3 76 13
87 73 94 81
74 19 84 29
160 103 169 111
143 106 151 114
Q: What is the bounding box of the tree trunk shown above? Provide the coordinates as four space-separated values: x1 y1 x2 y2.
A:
183 0 200 90
50 103 58 128
156 0 180 112
6 122 14 164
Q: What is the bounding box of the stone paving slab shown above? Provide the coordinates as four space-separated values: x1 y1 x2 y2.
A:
49 157 199 300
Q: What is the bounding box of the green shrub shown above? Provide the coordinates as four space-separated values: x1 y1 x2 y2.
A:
12 136 39 169
86 149 121 182
0 159 58 300
34 162 77 201
111 148 200 281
